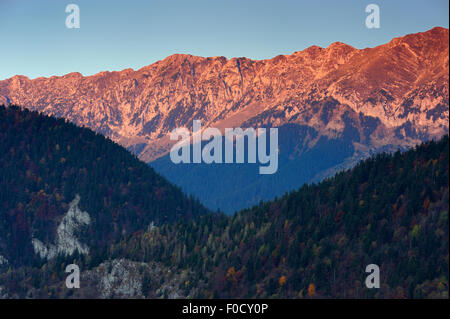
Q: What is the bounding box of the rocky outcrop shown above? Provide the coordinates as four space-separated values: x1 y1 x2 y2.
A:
72 259 191 299
0 255 7 266
32 195 91 260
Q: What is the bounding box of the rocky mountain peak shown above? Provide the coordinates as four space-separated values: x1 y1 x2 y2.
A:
0 28 447 162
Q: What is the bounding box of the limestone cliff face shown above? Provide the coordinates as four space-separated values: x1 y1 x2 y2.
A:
31 195 91 260
0 27 448 161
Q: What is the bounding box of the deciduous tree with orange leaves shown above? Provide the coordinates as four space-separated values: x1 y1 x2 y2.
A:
307 283 316 297
279 275 287 288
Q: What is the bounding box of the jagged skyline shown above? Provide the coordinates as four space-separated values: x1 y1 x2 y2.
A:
0 0 448 80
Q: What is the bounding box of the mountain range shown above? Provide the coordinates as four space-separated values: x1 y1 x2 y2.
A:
0 27 448 212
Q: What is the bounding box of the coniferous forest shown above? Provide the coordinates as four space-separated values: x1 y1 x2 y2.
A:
0 105 206 266
0 105 448 298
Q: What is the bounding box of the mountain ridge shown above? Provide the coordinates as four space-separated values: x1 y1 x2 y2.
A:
0 27 447 162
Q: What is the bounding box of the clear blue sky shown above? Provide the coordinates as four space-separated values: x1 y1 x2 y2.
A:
0 0 448 80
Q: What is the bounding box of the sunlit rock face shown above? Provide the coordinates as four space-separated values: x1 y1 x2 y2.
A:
0 28 447 163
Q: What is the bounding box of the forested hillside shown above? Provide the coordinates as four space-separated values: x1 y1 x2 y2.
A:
113 135 449 298
0 105 207 267
0 105 447 299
